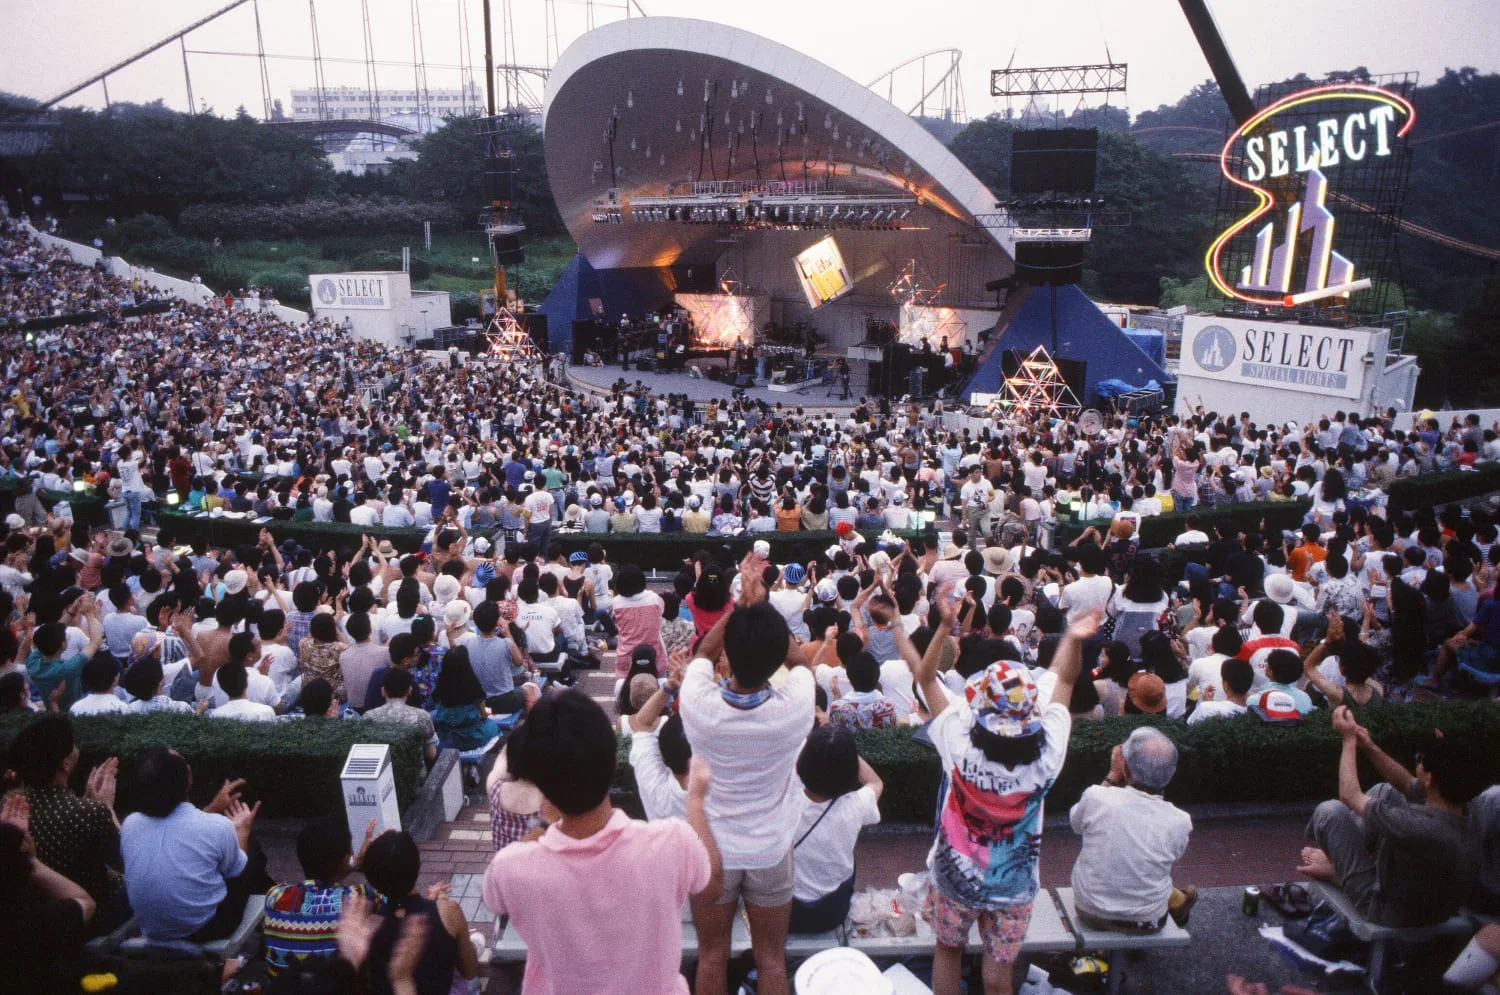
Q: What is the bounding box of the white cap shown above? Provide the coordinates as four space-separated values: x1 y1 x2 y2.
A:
3 513 23 530
753 540 771 559
793 948 893 995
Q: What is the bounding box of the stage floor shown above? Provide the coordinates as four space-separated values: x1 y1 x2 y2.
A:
565 361 862 410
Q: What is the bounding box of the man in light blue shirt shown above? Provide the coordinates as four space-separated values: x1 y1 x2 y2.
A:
120 748 267 940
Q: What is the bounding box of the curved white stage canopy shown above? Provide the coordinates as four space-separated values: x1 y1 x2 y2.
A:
543 17 1014 311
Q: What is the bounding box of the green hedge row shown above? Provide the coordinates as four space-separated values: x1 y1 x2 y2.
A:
614 701 1500 824
1387 462 1500 512
0 713 426 819
155 510 925 570
1055 499 1312 548
1054 464 1500 549
0 481 109 529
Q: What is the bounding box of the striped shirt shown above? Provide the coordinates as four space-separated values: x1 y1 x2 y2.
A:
263 880 377 977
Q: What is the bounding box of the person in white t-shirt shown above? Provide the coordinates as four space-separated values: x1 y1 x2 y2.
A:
1068 728 1195 929
912 595 1097 995
515 580 562 661
1058 545 1113 624
1187 658 1253 725
209 662 277 722
788 724 883 934
627 667 691 823
680 590 815 995
69 654 129 715
1185 625 1243 705
767 563 811 643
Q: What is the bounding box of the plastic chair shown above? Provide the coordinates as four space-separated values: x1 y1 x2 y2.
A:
113 895 267 962
458 735 502 791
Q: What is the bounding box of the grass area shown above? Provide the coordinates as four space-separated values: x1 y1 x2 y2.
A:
58 217 575 317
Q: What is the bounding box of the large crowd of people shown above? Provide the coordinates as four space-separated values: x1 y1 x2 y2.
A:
5 211 1500 993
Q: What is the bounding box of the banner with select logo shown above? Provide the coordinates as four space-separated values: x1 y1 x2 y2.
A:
309 272 396 311
1179 315 1374 399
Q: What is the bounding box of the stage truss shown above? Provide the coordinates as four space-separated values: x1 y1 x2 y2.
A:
996 345 1080 418
686 267 759 349
485 306 543 365
890 260 964 348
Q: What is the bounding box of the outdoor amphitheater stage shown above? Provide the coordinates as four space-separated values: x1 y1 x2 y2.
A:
564 361 863 410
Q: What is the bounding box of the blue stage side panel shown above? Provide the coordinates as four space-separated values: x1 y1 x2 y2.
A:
967 285 1172 405
539 254 714 360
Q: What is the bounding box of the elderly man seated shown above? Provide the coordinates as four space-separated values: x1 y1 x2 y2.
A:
1068 727 1196 931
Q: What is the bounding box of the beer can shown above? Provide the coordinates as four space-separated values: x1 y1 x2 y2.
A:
1242 886 1261 917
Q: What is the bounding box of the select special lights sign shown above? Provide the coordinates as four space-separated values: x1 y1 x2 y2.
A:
309 273 392 310
1181 315 1370 398
1206 84 1415 308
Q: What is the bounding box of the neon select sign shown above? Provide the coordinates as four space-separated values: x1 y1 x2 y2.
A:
1205 83 1415 308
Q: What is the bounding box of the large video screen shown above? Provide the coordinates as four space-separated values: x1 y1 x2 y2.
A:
794 236 853 310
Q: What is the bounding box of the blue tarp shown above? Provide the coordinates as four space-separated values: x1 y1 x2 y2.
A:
1123 328 1166 367
966 285 1173 405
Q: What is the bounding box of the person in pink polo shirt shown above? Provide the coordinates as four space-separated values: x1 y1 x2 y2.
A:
481 689 723 995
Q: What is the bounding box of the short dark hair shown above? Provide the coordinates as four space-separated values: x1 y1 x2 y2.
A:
301 678 334 716
0 671 28 711
657 712 692 778
122 656 164 700
1220 658 1254 696
292 581 323 612
844 651 880 693
723 602 790 688
362 830 421 899
297 814 353 881
132 747 191 817
344 611 371 643
473 600 500 634
228 631 257 666
1266 649 1302 685
259 609 286 641
382 667 413 698
1423 734 1486 805
506 689 617 816
1077 544 1105 575
797 724 861 799
388 632 418 666
80 653 119 694
218 661 250 698
1252 599 1286 634
9 713 75 788
1211 625 1244 657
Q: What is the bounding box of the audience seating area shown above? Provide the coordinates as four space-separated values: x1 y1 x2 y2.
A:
490 887 1180 989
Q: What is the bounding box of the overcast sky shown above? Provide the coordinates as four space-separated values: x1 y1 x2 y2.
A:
3 0 1496 121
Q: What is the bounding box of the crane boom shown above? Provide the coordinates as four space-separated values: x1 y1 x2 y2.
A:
1175 0 1256 125
40 0 255 109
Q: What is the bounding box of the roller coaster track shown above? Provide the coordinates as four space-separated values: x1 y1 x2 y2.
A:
1135 121 1500 145
865 48 966 122
1170 150 1500 262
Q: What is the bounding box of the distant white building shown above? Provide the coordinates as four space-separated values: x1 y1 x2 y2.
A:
289 82 485 132
325 147 418 176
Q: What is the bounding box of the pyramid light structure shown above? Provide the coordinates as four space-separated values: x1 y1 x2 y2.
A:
997 345 1080 417
485 305 543 364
